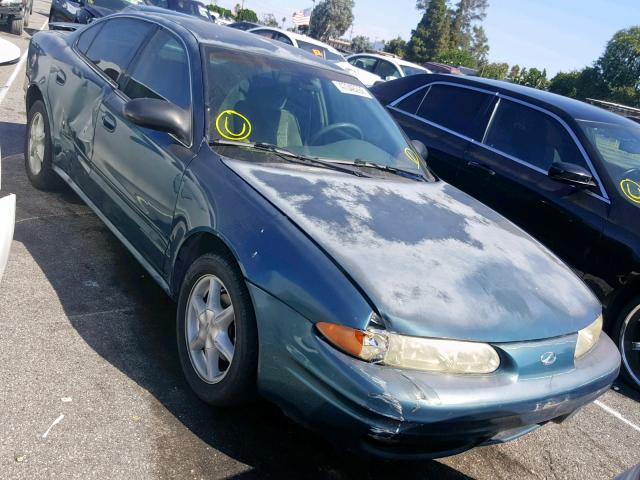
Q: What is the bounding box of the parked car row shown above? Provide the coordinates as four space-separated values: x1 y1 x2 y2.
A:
372 74 640 389
0 0 32 35
23 8 623 459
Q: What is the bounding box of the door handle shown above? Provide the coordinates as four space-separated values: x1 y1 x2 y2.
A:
467 161 496 176
55 70 66 85
102 113 116 132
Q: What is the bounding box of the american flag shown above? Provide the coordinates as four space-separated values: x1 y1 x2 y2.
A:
292 8 312 26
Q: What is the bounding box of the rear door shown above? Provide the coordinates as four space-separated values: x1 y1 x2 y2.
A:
90 25 195 271
464 97 607 268
388 82 494 185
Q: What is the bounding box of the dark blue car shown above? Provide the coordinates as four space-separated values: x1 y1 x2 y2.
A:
24 9 620 458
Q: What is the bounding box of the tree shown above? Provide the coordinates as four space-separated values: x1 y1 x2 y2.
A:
548 71 581 98
309 0 354 42
384 37 407 57
597 26 640 92
236 8 258 22
478 62 508 79
261 13 279 27
406 0 450 63
434 48 477 68
282 17 286 28
514 67 549 90
508 64 521 83
351 36 372 53
208 4 233 19
469 25 489 64
415 0 432 10
449 0 489 50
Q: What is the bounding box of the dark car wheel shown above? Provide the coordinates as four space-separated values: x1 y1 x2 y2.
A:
9 16 23 35
176 253 258 406
614 296 640 389
25 100 62 190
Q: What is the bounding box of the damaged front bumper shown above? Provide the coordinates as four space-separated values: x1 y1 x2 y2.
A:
250 284 621 459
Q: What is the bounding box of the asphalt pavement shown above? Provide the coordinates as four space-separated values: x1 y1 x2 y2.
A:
0 5 639 478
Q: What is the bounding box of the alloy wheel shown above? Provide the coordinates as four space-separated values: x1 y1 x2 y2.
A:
28 112 45 176
620 304 640 388
185 274 236 384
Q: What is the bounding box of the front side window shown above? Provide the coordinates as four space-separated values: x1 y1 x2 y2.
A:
349 56 376 72
84 18 154 84
485 99 586 171
579 119 640 195
204 46 426 174
417 84 491 139
374 60 400 80
123 29 190 110
253 29 275 39
274 33 294 46
395 88 428 115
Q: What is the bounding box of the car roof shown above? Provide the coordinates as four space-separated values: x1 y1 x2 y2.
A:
383 73 637 126
110 8 347 75
247 26 341 53
348 53 428 71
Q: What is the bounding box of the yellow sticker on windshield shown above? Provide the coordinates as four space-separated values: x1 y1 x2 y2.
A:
404 147 421 167
215 110 252 141
311 48 323 57
620 178 640 203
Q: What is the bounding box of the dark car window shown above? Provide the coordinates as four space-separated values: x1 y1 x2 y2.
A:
296 40 342 62
84 18 154 84
252 29 275 39
88 0 143 10
395 88 427 115
485 99 587 172
76 23 103 54
374 60 400 80
349 56 377 72
416 84 491 139
274 33 294 46
123 29 190 110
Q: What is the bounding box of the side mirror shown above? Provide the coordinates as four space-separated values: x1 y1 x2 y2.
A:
411 139 429 161
548 161 596 187
124 98 190 144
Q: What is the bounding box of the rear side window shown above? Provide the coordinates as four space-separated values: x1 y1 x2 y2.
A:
84 19 154 84
374 60 400 80
416 84 491 138
274 33 294 46
76 23 103 54
485 99 586 171
123 29 190 110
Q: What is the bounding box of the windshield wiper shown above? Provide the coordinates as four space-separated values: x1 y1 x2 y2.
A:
210 139 367 177
338 158 427 180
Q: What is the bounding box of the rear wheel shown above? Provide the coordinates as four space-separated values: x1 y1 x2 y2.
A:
25 100 62 190
176 253 258 406
9 16 23 35
614 297 640 390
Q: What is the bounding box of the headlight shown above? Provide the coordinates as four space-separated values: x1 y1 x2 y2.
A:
575 314 603 359
316 322 500 374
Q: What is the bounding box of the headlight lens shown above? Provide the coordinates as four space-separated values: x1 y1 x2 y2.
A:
575 314 603 359
316 322 500 374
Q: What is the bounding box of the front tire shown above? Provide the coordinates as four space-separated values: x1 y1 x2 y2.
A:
25 100 62 191
176 253 258 406
614 297 640 390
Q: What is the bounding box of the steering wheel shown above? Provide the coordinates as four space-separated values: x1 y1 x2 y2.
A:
308 123 363 145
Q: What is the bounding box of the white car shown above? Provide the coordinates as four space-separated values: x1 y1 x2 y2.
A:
247 27 382 87
347 53 431 82
0 152 15 284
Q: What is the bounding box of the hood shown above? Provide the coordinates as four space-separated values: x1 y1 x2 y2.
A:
225 160 601 343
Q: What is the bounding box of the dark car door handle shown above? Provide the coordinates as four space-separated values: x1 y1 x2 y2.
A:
55 70 66 85
102 113 116 132
467 161 496 176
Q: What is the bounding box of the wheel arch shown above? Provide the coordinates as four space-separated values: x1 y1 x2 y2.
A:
170 229 243 300
25 84 44 114
603 277 640 332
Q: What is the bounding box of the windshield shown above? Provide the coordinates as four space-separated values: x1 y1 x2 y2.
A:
203 46 425 174
147 0 211 19
88 0 143 10
401 65 428 76
579 119 640 199
296 40 344 63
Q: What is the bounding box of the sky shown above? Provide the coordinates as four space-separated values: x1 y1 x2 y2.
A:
215 0 640 77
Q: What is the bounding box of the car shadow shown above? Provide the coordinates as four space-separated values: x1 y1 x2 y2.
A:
2 120 473 478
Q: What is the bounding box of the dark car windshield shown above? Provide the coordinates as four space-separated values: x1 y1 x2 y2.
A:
203 46 425 174
579 119 640 182
87 0 143 10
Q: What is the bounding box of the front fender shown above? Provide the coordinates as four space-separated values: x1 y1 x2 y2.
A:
170 150 374 330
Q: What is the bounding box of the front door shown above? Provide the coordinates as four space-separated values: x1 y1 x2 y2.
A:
90 26 195 271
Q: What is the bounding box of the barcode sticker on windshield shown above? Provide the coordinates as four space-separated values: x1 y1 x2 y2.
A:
332 81 372 99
